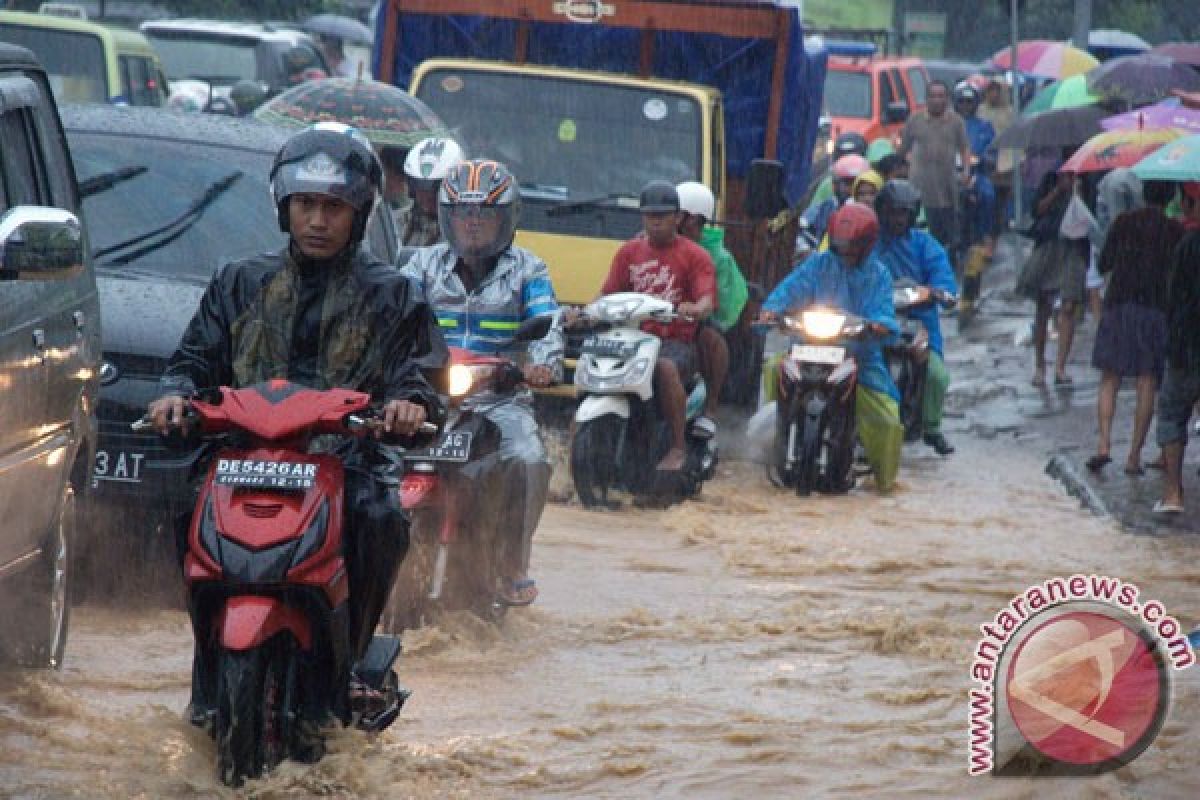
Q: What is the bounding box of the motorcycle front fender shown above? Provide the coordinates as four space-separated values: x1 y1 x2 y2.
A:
218 595 312 652
803 391 828 419
575 394 630 423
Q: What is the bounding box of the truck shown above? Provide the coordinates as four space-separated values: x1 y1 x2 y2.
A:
372 0 827 404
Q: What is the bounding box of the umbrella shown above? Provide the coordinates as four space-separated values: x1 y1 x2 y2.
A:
1060 127 1186 173
303 13 373 46
1087 29 1150 54
989 41 1099 79
993 105 1109 150
1150 43 1200 69
1087 54 1200 107
254 78 447 148
1024 74 1098 114
1131 134 1200 181
1102 101 1200 134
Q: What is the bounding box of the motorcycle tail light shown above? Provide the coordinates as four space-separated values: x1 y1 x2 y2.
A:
400 473 438 509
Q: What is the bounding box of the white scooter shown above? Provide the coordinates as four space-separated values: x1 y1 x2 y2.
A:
569 292 717 508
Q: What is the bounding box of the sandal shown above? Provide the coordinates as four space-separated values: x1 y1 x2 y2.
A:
498 578 538 607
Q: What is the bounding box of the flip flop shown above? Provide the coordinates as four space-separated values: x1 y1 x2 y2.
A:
498 578 538 607
1152 500 1184 515
1085 454 1111 472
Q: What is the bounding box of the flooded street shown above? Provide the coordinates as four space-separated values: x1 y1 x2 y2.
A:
2 431 1198 798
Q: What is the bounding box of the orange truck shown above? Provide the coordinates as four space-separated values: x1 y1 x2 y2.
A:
823 55 929 153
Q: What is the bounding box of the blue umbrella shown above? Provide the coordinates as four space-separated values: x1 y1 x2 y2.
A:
1131 133 1200 181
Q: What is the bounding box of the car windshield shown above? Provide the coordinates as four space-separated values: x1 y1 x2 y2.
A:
824 71 872 119
0 24 106 103
68 131 284 280
148 34 257 85
417 68 701 239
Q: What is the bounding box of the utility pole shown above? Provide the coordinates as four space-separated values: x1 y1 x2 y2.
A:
1010 0 1022 227
1072 0 1092 51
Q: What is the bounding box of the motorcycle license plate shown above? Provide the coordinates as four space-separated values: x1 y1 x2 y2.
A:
214 459 318 490
415 431 473 462
790 344 845 365
93 448 146 483
582 336 634 359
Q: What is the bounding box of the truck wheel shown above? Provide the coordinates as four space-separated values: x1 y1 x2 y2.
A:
215 641 291 787
2 485 74 669
571 415 622 509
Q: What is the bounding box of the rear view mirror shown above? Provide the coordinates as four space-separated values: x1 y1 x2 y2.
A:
0 207 84 280
746 159 787 220
884 101 910 124
515 315 552 342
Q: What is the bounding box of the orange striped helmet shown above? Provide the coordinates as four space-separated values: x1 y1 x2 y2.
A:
438 158 519 260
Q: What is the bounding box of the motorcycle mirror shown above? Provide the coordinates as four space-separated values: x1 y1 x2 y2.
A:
514 315 552 342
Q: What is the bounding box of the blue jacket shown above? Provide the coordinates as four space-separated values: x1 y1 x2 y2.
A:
763 251 900 400
802 197 839 242
872 229 959 356
965 116 996 173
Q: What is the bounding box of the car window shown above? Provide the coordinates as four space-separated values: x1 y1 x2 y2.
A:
879 71 896 111
0 24 106 103
68 131 284 279
907 67 928 106
823 71 871 119
120 55 165 106
0 107 52 208
148 34 258 85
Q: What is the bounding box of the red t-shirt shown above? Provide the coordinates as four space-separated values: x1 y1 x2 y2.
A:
600 234 717 341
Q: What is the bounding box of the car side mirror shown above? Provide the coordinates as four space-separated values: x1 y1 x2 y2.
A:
746 159 787 220
0 207 84 280
884 101 910 124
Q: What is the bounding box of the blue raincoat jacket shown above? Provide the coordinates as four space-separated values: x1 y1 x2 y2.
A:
871 229 959 356
763 251 900 400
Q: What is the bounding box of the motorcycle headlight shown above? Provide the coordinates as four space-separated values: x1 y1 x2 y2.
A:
800 310 846 340
448 364 474 397
626 357 651 384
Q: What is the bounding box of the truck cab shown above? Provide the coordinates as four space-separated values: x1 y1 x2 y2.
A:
823 56 929 151
411 59 724 303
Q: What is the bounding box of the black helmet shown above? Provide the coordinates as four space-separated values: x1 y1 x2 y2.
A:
639 180 680 213
834 131 868 159
438 159 520 260
269 122 383 250
876 179 922 230
953 81 981 107
230 79 267 115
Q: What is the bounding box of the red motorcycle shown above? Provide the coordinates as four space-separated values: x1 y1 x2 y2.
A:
135 381 434 786
385 316 551 629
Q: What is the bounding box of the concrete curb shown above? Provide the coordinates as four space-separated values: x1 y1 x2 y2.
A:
1045 454 1109 517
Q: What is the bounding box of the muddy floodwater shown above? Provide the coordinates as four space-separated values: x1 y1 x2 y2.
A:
2 435 1198 798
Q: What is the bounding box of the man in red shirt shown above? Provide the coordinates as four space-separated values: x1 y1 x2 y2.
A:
599 181 716 471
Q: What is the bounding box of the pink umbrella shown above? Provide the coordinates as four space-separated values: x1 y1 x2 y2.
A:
989 40 1100 79
1103 102 1200 133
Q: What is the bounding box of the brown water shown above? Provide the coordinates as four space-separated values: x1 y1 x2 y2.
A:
2 436 1197 798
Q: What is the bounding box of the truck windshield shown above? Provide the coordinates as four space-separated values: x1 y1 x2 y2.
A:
417 68 702 237
0 24 106 103
823 71 872 119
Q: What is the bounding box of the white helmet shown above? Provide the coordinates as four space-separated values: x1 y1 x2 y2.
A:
403 136 465 187
676 181 715 222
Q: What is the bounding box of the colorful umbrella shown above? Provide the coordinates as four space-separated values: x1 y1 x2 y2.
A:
1150 43 1200 69
1060 127 1185 173
1102 101 1200 133
1131 134 1200 181
989 41 1100 79
1087 54 1200 107
1023 74 1098 114
254 78 446 148
993 105 1109 150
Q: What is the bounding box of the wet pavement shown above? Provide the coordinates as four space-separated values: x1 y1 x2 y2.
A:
945 232 1200 534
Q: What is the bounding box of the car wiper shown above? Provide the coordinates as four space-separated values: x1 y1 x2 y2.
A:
545 193 638 217
78 165 148 198
94 171 243 266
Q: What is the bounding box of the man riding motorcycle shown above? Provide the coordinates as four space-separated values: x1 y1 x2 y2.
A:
803 154 872 243
395 135 466 246
759 203 904 492
872 180 959 455
399 158 563 608
953 81 997 259
147 122 448 723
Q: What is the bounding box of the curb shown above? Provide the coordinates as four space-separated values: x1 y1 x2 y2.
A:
1045 454 1109 517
